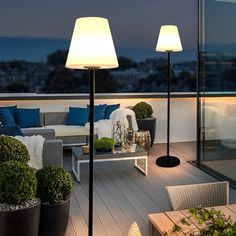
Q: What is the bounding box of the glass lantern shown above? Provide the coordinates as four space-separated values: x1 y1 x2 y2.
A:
113 121 125 149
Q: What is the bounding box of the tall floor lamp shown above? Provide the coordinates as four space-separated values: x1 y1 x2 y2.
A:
155 25 183 168
65 17 118 236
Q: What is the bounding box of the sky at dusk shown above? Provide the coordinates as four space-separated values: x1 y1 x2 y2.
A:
0 0 235 62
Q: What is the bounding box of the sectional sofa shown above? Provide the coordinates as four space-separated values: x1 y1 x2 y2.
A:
22 111 94 147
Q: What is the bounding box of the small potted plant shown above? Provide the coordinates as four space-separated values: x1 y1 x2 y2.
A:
132 102 156 146
0 160 40 236
36 166 73 236
0 135 30 164
94 137 115 152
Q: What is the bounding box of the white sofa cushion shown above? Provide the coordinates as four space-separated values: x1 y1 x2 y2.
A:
45 125 97 137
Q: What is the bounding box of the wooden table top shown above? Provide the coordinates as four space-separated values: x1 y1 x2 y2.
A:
149 204 236 236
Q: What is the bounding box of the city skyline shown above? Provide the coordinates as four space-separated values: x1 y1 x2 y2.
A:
0 0 197 62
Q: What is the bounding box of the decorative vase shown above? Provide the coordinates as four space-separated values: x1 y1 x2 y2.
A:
124 129 135 149
136 116 156 147
135 130 151 151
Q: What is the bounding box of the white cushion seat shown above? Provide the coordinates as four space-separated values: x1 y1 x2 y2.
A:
45 125 97 137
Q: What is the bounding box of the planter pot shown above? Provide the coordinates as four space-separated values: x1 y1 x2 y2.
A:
38 199 70 236
136 117 156 147
0 199 40 236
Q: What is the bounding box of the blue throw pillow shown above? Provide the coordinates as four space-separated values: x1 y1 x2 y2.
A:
66 107 89 126
16 108 41 128
104 104 120 119
0 125 23 136
87 104 107 122
0 105 17 120
0 109 16 126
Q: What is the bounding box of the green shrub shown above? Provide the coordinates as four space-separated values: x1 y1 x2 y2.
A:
94 137 115 151
132 102 153 119
0 135 29 164
0 160 37 204
36 166 73 204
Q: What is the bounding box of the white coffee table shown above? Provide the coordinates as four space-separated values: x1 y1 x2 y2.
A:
72 144 148 182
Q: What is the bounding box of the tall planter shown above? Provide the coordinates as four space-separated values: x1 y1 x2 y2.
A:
137 117 156 147
0 200 40 236
38 199 70 236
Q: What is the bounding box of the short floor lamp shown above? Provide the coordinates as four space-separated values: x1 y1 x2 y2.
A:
155 25 183 168
65 17 119 236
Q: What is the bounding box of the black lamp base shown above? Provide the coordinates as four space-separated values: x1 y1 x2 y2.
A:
156 155 180 167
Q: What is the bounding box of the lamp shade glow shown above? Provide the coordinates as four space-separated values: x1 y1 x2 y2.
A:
66 17 118 69
155 25 183 52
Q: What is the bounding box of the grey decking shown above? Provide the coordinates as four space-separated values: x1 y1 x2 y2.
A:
64 142 236 236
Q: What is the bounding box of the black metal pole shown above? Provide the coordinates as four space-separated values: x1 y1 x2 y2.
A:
88 68 95 236
156 51 180 168
167 51 171 159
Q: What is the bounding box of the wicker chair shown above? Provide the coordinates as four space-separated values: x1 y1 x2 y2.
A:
166 181 229 211
127 222 142 236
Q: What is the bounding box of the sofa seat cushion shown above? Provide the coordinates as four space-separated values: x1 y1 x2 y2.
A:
45 125 97 137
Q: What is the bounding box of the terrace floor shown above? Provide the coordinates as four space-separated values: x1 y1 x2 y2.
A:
64 142 236 236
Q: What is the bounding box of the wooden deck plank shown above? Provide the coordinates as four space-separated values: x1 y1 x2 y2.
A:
65 218 76 236
94 171 132 235
97 167 149 235
80 174 124 236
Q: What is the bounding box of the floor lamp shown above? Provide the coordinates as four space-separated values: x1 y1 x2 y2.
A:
155 25 183 168
65 17 118 236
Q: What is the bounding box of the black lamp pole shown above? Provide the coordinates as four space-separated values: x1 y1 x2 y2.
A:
156 51 180 167
88 68 95 236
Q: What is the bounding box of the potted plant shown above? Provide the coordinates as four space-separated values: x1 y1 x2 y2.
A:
36 166 73 236
0 160 40 236
132 102 156 146
164 206 236 235
0 135 30 164
94 137 115 152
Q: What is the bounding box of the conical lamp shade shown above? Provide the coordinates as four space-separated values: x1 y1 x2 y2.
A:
66 17 119 69
156 25 183 52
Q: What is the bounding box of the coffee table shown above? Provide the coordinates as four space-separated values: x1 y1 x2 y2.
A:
72 144 148 182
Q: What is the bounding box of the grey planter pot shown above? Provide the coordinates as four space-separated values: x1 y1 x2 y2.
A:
0 199 40 236
38 199 70 236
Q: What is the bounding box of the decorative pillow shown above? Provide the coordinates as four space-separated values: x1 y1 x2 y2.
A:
16 108 41 128
0 125 24 136
87 104 107 122
104 104 120 119
66 107 89 126
0 109 16 126
0 105 17 119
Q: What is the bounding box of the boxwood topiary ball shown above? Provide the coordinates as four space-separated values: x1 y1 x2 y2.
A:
0 135 30 164
132 102 153 120
94 137 115 151
36 166 73 205
0 160 37 204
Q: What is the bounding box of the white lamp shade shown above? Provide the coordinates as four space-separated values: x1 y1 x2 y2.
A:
66 17 119 69
155 25 183 52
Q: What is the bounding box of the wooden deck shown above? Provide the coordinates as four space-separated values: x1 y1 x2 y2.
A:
64 142 236 236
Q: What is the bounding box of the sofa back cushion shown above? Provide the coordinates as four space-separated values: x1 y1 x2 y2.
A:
44 112 68 125
87 104 107 122
0 109 16 126
0 105 17 120
16 108 41 128
66 107 89 126
104 104 120 119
